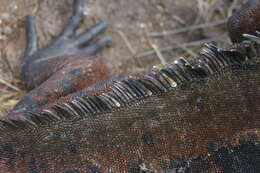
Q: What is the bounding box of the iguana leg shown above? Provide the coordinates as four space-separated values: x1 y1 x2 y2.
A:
10 0 113 115
227 0 260 43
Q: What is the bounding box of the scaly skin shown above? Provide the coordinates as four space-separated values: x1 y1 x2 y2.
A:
0 0 259 172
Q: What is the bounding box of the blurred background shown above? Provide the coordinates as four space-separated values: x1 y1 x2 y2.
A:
0 0 246 116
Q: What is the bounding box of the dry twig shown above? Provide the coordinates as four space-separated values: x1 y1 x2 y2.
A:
136 34 227 58
144 25 167 65
149 19 228 37
0 78 21 92
117 30 136 56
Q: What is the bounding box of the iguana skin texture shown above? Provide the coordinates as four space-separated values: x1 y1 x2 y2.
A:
0 0 259 172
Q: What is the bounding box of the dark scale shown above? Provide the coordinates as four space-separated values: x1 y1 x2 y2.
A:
66 141 78 154
142 132 155 147
27 160 41 173
28 170 40 173
0 0 259 172
58 81 78 96
211 142 260 172
169 156 185 170
65 169 79 173
0 144 28 168
88 164 102 173
127 160 143 173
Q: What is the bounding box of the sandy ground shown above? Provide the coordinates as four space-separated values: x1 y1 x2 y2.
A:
0 0 244 116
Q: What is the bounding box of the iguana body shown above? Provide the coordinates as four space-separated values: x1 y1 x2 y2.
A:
0 0 259 172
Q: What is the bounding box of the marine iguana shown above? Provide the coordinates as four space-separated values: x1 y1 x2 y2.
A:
0 0 259 172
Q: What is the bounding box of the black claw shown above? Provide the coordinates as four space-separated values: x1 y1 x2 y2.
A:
25 15 38 57
74 21 109 46
81 37 113 55
58 0 84 39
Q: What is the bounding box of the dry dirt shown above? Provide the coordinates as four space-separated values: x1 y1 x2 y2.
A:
0 0 244 116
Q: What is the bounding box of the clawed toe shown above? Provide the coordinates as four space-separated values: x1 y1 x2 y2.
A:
24 15 38 57
56 0 84 40
243 31 260 44
73 21 109 46
79 37 113 55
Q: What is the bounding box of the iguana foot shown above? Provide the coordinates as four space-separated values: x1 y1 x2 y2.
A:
21 0 112 90
10 0 114 115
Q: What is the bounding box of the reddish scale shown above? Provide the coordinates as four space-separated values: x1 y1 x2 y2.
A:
25 56 113 108
3 56 113 121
